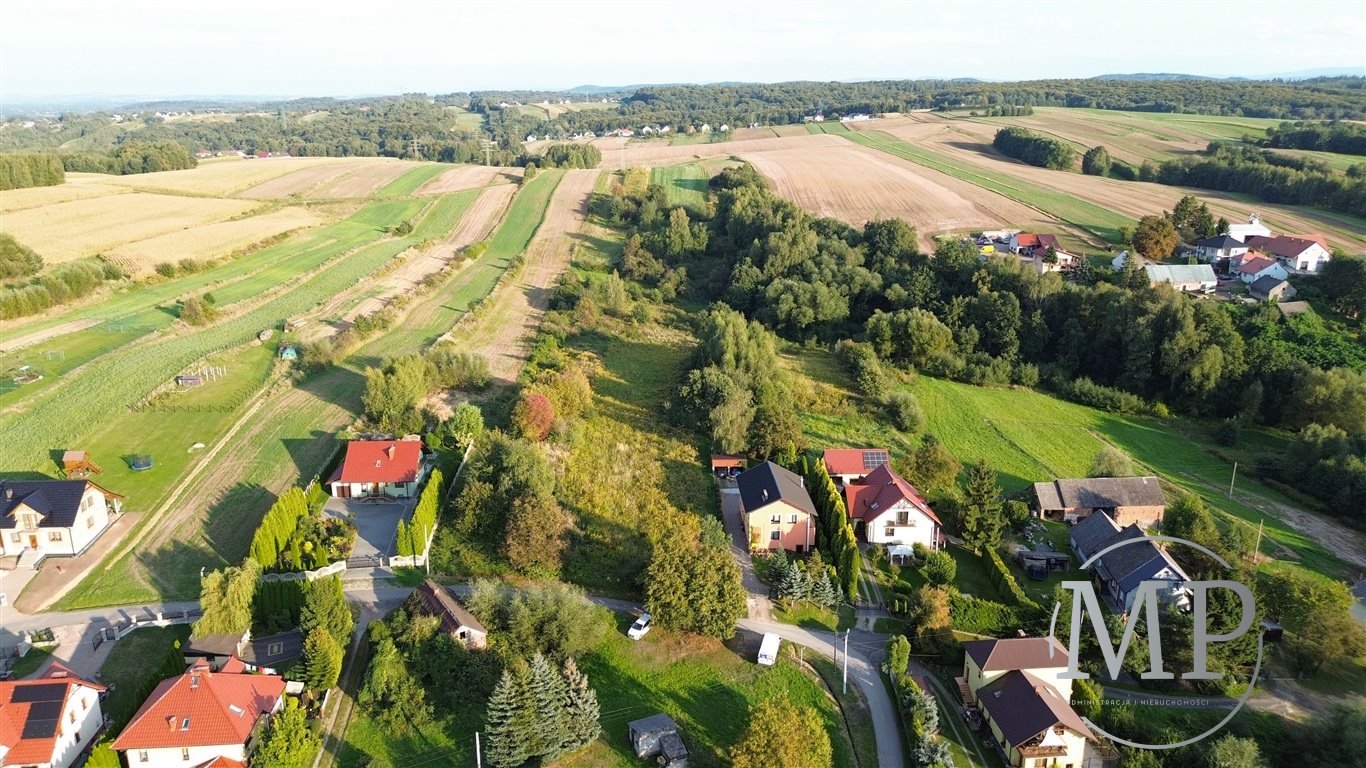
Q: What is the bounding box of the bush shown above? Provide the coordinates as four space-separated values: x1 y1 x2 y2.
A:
949 592 1022 635
885 391 925 433
834 339 888 398
1214 418 1243 446
985 548 1040 610
923 550 956 586
1060 377 1146 414
0 234 42 279
1012 362 1040 387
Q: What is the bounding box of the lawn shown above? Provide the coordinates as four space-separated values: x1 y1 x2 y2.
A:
651 162 711 212
98 625 191 729
774 602 857 632
7 647 52 679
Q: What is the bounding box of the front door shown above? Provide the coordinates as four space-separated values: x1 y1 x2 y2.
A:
28 535 38 549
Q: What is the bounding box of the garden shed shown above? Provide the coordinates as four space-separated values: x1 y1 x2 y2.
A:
628 713 687 767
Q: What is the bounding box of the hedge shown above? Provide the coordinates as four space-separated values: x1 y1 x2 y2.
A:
986 548 1040 611
949 593 1022 636
396 468 444 556
248 487 309 569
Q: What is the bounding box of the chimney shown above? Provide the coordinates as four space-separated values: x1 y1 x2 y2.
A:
166 716 177 732
761 488 769 502
386 444 396 459
190 672 200 689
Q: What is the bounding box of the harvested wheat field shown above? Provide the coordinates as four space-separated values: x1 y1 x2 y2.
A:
742 143 1057 246
106 206 323 274
772 124 814 137
343 184 520 323
0 177 126 213
416 164 520 196
461 169 599 382
1 193 259 263
731 127 778 141
596 132 847 168
234 162 362 199
97 156 341 196
311 160 416 198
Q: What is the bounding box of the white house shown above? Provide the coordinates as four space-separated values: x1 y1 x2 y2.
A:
1226 213 1272 243
822 448 890 486
843 464 942 550
0 664 106 768
1 479 122 567
1234 253 1289 284
327 439 428 499
113 659 285 768
1244 235 1333 273
1193 234 1249 265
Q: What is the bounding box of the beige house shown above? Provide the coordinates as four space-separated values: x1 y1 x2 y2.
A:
959 637 1103 768
1033 477 1164 530
1 479 123 568
737 461 815 553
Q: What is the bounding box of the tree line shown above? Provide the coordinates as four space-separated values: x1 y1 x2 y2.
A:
0 152 63 190
1152 141 1366 217
991 126 1075 170
1259 119 1366 155
530 143 602 169
60 140 197 175
0 258 123 321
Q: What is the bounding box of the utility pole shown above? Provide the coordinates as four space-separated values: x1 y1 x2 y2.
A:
475 732 482 768
1228 462 1238 498
1253 519 1264 562
481 138 495 166
842 630 850 694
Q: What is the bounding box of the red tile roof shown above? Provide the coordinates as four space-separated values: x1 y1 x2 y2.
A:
1035 234 1061 251
112 661 284 751
333 440 423 485
822 449 890 478
843 465 941 525
1014 234 1041 248
1235 254 1277 275
1255 235 1328 259
0 665 105 765
195 758 246 768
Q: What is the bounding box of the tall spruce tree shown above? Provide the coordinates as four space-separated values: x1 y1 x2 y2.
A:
960 458 1004 554
561 657 602 753
300 627 343 693
300 576 353 645
484 666 532 768
529 654 571 760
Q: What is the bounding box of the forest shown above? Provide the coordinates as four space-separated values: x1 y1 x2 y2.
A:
1258 119 1366 155
991 127 1075 170
0 152 64 190
1153 141 1366 217
599 164 1366 518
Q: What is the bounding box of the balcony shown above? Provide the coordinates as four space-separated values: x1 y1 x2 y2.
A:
1018 744 1070 758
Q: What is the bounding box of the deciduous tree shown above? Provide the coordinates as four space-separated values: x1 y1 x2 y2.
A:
730 695 833 768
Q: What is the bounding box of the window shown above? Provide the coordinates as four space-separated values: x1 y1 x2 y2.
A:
181 717 191 731
138 751 149 763
49 531 64 542
770 531 780 541
182 747 190 761
69 711 76 723
770 515 781 524
75 730 81 743
789 514 797 524
87 516 95 529
9 533 18 543
885 527 894 538
82 697 88 710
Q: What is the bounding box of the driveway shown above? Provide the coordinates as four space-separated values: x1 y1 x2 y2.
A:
324 497 415 560
719 479 771 619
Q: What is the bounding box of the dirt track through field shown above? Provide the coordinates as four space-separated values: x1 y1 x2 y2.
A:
461 169 599 383
593 133 846 168
416 165 520 195
234 163 360 199
0 319 100 354
740 143 1055 246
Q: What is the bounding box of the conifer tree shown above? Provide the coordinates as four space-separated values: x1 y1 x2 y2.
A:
561 657 602 753
529 654 571 760
484 666 532 768
960 458 1004 554
811 572 837 608
300 576 353 646
778 561 811 603
299 627 343 693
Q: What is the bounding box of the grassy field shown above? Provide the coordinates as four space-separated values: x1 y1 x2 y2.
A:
773 602 857 632
409 189 481 240
651 162 712 211
375 163 448 198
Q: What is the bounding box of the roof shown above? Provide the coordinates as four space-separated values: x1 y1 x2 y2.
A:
628 713 679 736
1035 234 1062 251
737 461 817 517
978 670 1094 747
1195 235 1244 250
963 636 1069 672
113 661 284 751
1249 275 1289 297
195 759 246 768
184 635 244 658
1276 301 1313 318
333 440 423 485
0 666 105 765
1245 234 1328 258
1145 264 1216 286
1033 477 1164 512
1068 508 1126 557
843 465 941 525
1235 254 1278 275
710 454 746 469
1014 233 1041 248
1070 512 1189 590
822 448 890 477
414 580 487 636
0 479 120 530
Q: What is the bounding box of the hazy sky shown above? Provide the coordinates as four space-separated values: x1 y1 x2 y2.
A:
3 0 1364 98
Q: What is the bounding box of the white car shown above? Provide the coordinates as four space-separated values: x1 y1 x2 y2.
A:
627 613 652 640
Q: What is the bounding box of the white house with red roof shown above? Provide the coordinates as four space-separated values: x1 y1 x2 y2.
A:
1243 234 1332 273
112 659 284 768
843 464 942 550
821 448 890 486
326 439 428 499
0 663 106 768
1234 253 1289 284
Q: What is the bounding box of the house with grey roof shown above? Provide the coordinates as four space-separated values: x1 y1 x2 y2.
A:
736 461 815 553
1145 263 1217 293
1193 234 1249 266
1248 275 1296 303
1069 511 1190 613
1033 476 1165 529
0 479 123 568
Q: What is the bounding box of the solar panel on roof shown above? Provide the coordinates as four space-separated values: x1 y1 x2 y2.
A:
21 699 63 739
862 451 889 470
10 683 66 702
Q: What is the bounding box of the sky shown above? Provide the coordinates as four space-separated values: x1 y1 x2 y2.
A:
3 0 1364 100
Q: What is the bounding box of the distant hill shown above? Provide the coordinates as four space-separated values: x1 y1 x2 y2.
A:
1093 73 1225 81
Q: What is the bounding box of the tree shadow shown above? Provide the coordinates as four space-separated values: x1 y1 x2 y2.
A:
133 538 221 602
281 431 341 483
200 481 277 562
295 364 367 413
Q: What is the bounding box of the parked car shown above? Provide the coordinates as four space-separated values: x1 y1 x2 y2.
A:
627 613 652 640
757 633 781 666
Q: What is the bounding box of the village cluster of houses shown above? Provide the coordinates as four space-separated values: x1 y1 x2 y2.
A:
527 123 732 143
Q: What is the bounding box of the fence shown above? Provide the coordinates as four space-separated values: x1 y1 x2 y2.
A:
90 608 202 652
387 440 475 569
259 559 348 583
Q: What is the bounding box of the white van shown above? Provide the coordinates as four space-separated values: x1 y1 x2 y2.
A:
757 633 781 666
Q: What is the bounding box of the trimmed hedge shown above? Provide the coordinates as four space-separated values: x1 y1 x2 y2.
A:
986 548 1040 611
248 487 309 569
397 468 444 556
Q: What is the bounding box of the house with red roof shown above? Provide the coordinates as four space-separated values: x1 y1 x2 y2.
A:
326 439 428 499
112 659 284 768
1234 253 1289 284
843 464 942 551
0 663 106 768
821 448 890 486
1242 234 1332 273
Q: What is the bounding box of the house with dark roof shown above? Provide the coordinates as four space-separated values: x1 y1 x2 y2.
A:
821 448 890 485
958 637 1101 768
736 461 815 553
414 580 488 649
1193 234 1248 266
1069 511 1191 612
1033 476 1164 529
112 659 284 768
843 465 941 550
1248 275 1296 303
0 479 123 568
0 664 106 768
327 439 428 499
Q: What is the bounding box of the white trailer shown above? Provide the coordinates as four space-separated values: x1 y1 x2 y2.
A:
757 633 781 666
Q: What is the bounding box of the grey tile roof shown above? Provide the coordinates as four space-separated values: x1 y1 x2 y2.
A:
0 480 97 529
1070 512 1189 589
1249 275 1288 297
737 461 816 517
1035 477 1165 511
1068 511 1124 561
